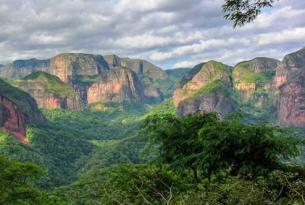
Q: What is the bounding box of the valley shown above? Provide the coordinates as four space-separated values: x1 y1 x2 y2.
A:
1 47 305 204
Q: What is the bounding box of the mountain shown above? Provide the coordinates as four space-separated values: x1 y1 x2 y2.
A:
0 58 50 79
87 67 144 107
0 53 171 109
50 53 109 83
0 64 3 68
233 57 280 111
0 79 44 143
171 47 305 127
9 71 83 110
104 55 166 102
275 47 305 126
173 61 237 117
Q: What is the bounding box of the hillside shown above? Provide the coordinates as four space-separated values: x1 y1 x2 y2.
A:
8 71 83 110
0 79 44 143
0 53 180 108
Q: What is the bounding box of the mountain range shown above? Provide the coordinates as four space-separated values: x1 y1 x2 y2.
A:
1 46 305 142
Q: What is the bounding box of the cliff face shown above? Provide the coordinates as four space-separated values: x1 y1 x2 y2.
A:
12 72 83 110
87 67 144 104
232 57 279 108
173 61 236 117
104 55 167 102
50 53 109 83
276 47 305 126
173 61 232 106
0 79 44 143
0 59 50 79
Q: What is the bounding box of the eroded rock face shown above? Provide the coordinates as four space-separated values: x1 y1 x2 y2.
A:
50 53 109 83
104 55 167 102
173 61 236 117
173 61 232 107
276 47 305 126
0 79 44 143
12 72 83 110
87 67 144 104
176 85 237 118
0 59 50 79
233 57 279 104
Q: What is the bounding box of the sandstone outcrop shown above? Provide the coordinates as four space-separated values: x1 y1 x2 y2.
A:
276 47 305 126
0 79 44 143
50 53 109 83
87 67 144 104
12 72 83 110
173 61 236 117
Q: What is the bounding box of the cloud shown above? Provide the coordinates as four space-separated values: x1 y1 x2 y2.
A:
0 0 304 69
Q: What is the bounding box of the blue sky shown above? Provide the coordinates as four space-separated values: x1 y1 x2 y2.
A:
0 0 304 69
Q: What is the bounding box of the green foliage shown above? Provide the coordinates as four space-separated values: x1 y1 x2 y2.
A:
0 78 40 115
23 71 75 97
199 121 301 179
233 65 275 84
54 164 193 205
223 0 275 27
0 155 63 205
143 113 302 182
194 80 230 96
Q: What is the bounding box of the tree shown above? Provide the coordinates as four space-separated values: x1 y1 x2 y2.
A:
142 112 218 182
198 121 301 180
223 0 277 27
143 113 302 183
0 155 65 205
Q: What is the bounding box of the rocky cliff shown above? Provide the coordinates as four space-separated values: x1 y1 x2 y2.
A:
232 57 279 109
87 67 144 105
0 79 44 143
10 72 83 110
50 53 109 83
104 55 167 102
276 47 305 126
173 61 236 117
0 59 50 79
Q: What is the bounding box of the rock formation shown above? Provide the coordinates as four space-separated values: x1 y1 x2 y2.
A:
87 67 144 104
50 53 109 83
12 71 83 110
0 79 44 143
173 60 237 117
104 55 167 102
232 57 279 108
276 47 305 126
0 59 50 79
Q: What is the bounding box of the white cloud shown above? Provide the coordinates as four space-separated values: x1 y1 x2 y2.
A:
0 0 304 69
258 27 305 46
173 60 196 68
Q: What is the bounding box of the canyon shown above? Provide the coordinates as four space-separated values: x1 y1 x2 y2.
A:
1 47 305 129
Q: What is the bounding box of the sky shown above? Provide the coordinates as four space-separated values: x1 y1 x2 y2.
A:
0 0 304 69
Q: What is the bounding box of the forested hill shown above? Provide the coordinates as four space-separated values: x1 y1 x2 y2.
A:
0 47 305 204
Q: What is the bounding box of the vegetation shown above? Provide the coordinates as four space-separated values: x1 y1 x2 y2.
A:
223 0 276 27
0 79 40 115
24 71 75 97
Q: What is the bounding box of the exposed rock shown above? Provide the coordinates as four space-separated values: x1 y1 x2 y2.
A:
173 61 232 107
0 79 44 143
173 61 236 117
276 47 305 126
176 81 237 118
50 53 109 83
87 67 144 104
233 57 279 106
0 59 50 79
12 72 83 110
104 55 167 101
